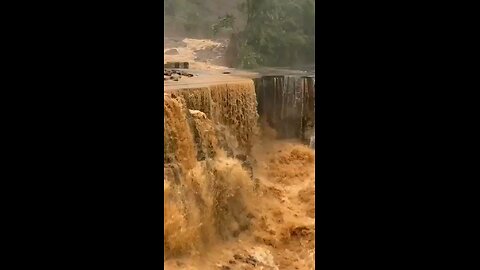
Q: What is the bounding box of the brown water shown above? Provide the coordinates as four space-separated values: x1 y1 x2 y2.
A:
164 80 315 269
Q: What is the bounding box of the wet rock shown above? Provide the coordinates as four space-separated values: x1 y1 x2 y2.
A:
189 110 207 119
165 49 179 55
164 69 194 81
254 75 315 143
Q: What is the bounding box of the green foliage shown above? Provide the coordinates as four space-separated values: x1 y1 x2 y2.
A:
232 0 315 68
163 0 315 69
211 14 235 37
238 44 262 68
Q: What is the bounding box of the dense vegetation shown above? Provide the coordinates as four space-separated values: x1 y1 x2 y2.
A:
164 0 315 69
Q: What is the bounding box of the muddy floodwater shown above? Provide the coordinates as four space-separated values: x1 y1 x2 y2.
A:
164 38 315 269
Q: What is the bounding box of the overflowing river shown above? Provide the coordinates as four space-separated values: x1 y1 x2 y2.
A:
164 78 315 269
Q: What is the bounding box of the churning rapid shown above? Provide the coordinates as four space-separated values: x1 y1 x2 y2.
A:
164 79 315 269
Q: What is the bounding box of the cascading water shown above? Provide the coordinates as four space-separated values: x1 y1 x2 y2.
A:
254 75 315 145
164 76 315 269
164 80 258 258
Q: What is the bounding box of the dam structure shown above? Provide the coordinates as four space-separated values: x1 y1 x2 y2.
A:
163 67 315 264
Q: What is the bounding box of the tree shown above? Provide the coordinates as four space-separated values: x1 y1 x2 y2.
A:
211 14 236 37
227 0 315 69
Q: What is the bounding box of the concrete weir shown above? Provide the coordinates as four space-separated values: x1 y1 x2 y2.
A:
164 68 315 145
164 70 260 257
164 70 259 166
163 68 315 257
254 75 315 144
